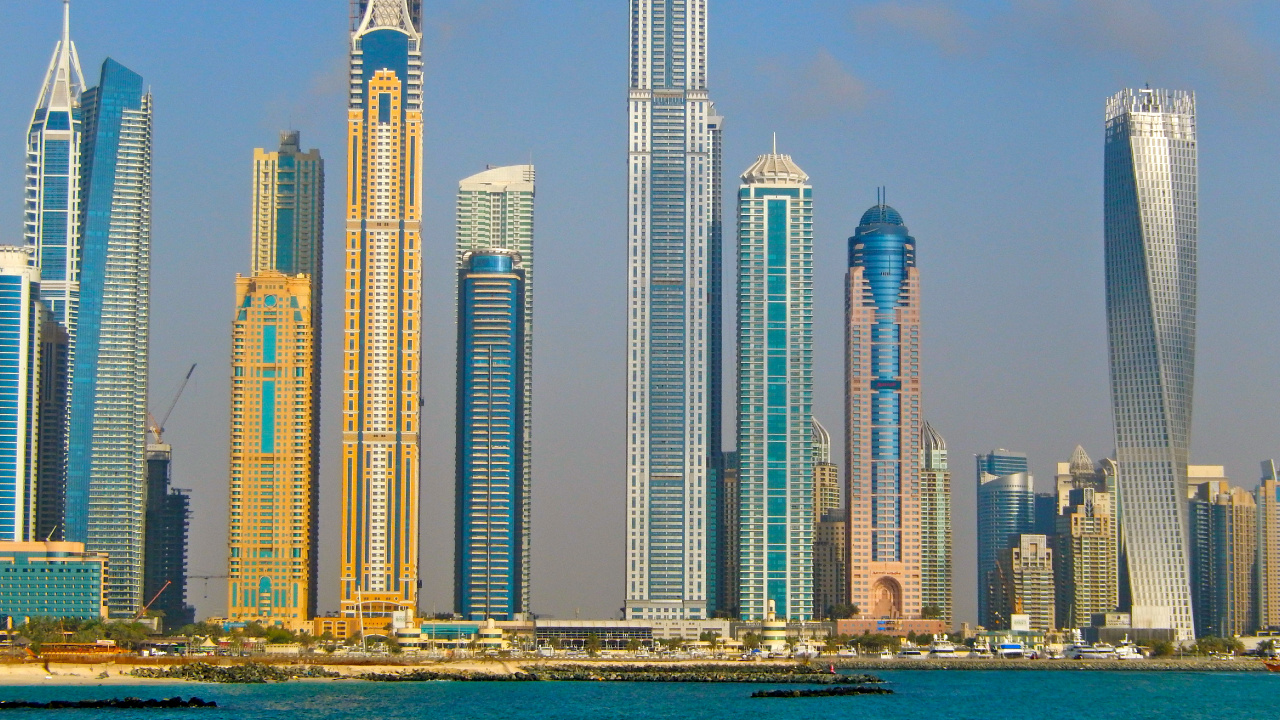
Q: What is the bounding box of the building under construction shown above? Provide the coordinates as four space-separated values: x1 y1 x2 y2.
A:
143 443 194 629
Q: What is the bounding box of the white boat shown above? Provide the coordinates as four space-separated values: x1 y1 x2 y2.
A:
1113 636 1144 660
928 639 958 657
792 642 820 660
1064 643 1117 660
1114 643 1144 660
878 650 894 660
896 647 928 659
997 643 1025 659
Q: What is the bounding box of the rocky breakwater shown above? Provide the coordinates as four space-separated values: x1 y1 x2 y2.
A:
0 697 216 710
130 662 340 683
753 686 893 698
359 663 884 684
830 657 1270 672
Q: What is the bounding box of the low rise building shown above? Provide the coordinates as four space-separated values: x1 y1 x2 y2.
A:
0 541 107 621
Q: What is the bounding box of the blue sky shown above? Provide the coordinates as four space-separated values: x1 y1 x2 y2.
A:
3 0 1279 624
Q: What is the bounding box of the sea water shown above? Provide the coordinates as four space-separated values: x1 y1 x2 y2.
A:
0 670 1273 719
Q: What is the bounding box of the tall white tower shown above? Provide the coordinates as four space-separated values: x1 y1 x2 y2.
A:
625 0 718 620
1104 87 1197 644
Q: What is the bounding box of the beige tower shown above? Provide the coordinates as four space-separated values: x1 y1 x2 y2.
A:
845 201 922 620
1258 462 1280 631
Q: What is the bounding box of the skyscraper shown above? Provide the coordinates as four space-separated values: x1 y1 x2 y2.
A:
1055 486 1118 630
456 165 534 610
1104 87 1198 643
252 132 324 292
1258 461 1280 631
845 198 922 621
920 422 951 624
976 450 1034 628
0 248 43 543
812 419 839 516
991 534 1055 632
736 145 813 621
341 0 424 623
143 444 194 629
456 250 526 621
35 320 68 542
625 0 719 621
65 58 151 618
226 130 324 631
1188 482 1256 637
27 1 84 546
228 273 317 629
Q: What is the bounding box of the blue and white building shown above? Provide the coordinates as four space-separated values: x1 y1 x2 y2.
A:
26 0 84 544
625 0 722 620
456 249 525 621
735 144 813 621
1104 87 1198 643
64 58 152 618
976 450 1034 628
0 249 44 543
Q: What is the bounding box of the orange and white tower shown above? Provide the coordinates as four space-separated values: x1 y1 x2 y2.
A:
340 0 424 624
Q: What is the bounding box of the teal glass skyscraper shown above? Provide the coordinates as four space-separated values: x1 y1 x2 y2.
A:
1105 88 1197 643
456 250 525 621
0 249 44 543
625 0 721 621
26 1 84 544
736 144 813 621
976 449 1034 628
65 58 152 617
456 165 534 611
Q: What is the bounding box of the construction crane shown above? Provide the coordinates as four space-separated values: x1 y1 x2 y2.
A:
148 363 196 444
136 580 171 620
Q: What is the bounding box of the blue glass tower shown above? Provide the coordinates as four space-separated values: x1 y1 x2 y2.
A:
456 250 525 621
0 249 44 543
65 58 152 617
26 1 85 545
976 449 1034 628
845 199 925 620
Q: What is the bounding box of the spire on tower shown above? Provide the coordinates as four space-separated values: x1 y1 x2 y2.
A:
32 0 85 118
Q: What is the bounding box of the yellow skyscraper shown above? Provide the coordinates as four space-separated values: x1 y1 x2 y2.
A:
340 0 424 626
227 273 316 630
227 130 323 630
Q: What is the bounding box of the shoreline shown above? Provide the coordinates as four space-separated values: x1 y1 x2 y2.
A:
0 655 1271 685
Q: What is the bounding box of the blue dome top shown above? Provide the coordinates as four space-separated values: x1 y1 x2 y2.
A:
859 203 903 226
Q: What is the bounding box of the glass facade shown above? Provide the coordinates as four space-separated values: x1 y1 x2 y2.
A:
26 3 84 548
0 252 43 543
455 250 525 621
64 58 151 618
976 450 1034 628
846 202 923 620
456 165 534 612
919 422 951 624
143 445 194 629
736 150 813 621
340 1 424 620
1104 87 1197 643
626 0 718 621
0 541 107 620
